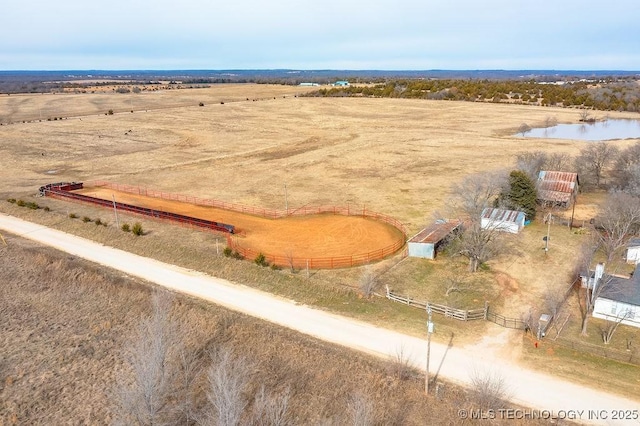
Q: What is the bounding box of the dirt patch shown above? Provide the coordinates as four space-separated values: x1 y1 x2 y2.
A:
495 272 519 293
73 186 405 265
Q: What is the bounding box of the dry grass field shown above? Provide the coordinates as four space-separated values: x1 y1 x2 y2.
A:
0 234 551 425
1 84 640 401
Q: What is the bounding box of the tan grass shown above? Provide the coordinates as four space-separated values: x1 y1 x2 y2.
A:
0 235 549 425
2 85 639 398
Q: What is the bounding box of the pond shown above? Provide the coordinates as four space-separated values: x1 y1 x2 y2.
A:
520 119 640 141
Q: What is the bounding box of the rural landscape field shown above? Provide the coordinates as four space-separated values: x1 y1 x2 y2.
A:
2 82 640 423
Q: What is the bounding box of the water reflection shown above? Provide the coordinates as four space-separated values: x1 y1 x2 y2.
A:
520 119 640 141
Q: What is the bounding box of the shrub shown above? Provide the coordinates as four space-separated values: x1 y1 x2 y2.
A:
7 198 16 204
223 247 233 257
69 213 78 219
270 263 281 271
16 199 25 207
131 222 144 236
121 223 131 232
232 251 243 260
43 206 50 212
94 218 102 226
199 102 204 107
25 202 40 210
107 109 114 115
82 216 91 223
254 253 269 267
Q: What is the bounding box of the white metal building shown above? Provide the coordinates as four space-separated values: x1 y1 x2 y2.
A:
480 208 525 234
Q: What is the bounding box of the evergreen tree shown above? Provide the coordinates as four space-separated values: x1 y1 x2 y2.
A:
499 170 538 220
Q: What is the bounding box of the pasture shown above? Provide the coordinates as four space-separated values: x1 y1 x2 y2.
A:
2 84 640 399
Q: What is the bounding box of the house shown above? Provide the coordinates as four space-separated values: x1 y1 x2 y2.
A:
591 264 640 328
333 81 350 87
626 238 640 264
407 219 463 259
536 171 579 208
480 208 526 234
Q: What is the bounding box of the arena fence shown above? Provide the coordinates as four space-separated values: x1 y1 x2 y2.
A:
49 181 407 269
40 182 235 234
89 180 408 235
227 234 406 270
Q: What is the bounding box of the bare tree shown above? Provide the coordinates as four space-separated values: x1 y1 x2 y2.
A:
450 222 509 272
575 141 619 188
386 345 414 381
201 348 252 426
450 171 508 219
516 151 547 182
579 109 592 122
347 392 376 426
601 310 634 344
175 345 204 425
358 265 378 298
544 152 573 172
441 267 471 296
449 171 510 272
113 291 179 426
517 123 532 136
252 386 292 426
614 141 640 190
543 116 558 128
594 192 640 263
467 368 511 411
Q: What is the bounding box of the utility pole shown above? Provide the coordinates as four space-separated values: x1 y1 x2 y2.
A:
544 213 551 254
112 194 119 228
425 304 433 395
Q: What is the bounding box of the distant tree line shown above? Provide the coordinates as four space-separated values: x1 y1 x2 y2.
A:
306 78 640 112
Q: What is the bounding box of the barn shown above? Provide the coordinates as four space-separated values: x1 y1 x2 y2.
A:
536 170 579 208
626 238 640 264
480 208 525 234
407 219 462 259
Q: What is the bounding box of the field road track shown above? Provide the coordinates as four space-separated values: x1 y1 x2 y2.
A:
1 213 638 425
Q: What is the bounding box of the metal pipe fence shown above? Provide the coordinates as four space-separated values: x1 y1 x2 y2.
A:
54 181 407 269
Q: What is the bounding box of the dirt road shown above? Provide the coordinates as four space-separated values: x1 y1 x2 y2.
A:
1 213 638 425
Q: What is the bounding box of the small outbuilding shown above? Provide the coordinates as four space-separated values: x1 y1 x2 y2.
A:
407 219 462 259
626 238 640 264
333 81 350 87
536 170 579 208
480 208 526 234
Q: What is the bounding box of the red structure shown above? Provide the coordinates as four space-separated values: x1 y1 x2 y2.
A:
40 182 235 234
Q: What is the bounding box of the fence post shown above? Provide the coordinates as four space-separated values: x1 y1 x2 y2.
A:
484 301 489 320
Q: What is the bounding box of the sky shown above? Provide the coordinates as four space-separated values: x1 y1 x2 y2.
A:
2 0 639 71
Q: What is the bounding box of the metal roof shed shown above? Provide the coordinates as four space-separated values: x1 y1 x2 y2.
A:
537 170 579 208
407 220 462 259
480 208 526 234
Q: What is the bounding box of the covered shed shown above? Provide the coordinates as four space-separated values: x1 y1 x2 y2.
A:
480 208 525 234
407 219 462 259
536 170 579 208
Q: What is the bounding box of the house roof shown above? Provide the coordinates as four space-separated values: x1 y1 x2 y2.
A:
481 208 525 224
598 264 640 307
408 220 462 244
537 171 579 203
628 238 640 249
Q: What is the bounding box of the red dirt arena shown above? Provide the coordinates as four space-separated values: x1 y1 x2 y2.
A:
74 185 406 268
